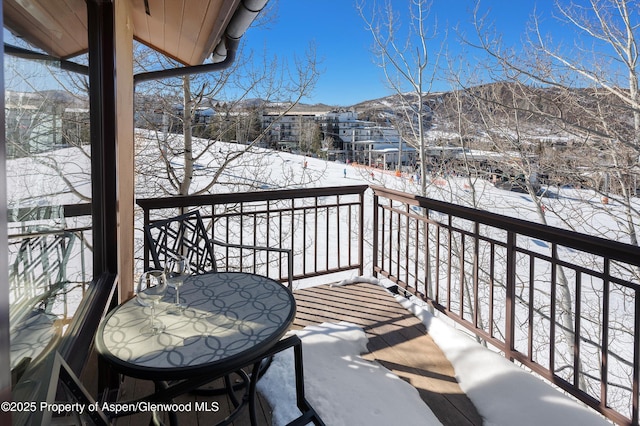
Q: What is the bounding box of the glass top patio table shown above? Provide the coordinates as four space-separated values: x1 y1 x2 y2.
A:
95 272 296 382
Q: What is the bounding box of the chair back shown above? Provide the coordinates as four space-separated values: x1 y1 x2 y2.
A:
144 211 217 274
9 231 76 325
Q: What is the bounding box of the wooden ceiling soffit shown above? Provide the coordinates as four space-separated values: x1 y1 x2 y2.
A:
3 0 245 66
4 0 88 60
131 0 241 66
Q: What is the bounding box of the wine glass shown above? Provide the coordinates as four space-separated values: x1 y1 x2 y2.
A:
136 270 167 335
165 255 191 315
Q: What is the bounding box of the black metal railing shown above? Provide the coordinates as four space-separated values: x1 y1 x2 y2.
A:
137 185 368 285
371 185 640 426
28 184 638 425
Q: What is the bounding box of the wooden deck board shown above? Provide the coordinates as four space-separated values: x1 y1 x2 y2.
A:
293 282 483 426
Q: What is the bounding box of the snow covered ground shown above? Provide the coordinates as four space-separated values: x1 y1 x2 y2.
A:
10 132 636 245
8 135 627 425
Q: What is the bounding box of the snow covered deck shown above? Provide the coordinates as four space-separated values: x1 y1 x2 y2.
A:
291 281 483 425
109 281 482 425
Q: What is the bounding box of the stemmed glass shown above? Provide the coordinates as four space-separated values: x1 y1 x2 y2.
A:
165 255 191 315
136 270 167 335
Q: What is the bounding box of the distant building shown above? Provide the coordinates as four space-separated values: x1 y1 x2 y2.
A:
261 109 320 150
5 90 89 157
261 107 415 168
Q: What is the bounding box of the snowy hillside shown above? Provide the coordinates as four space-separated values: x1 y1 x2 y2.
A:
7 129 638 246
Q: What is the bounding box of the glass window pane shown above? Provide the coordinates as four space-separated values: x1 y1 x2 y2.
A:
4 31 92 383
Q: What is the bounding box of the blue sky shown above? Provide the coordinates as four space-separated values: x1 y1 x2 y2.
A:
2 0 587 106
240 0 555 106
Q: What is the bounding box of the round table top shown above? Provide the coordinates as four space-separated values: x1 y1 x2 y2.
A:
95 272 296 380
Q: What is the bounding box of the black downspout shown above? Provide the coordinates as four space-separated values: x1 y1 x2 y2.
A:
133 0 268 84
133 37 239 85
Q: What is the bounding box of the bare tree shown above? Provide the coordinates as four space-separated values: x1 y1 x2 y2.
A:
5 54 91 207
357 0 445 196
471 0 640 244
134 41 320 198
465 0 640 408
297 115 322 156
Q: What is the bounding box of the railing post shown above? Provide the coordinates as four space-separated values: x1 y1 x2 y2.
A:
505 230 516 362
633 288 640 425
601 258 610 412
289 197 294 281
372 190 378 278
358 190 365 276
142 208 150 271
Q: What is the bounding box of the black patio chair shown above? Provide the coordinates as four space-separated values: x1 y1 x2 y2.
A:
144 210 293 288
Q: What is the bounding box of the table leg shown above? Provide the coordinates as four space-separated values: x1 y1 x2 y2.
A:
154 381 178 426
247 361 262 426
224 373 240 407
